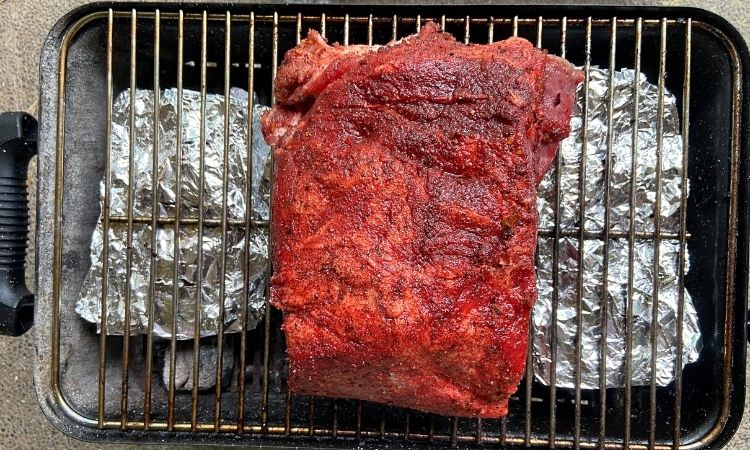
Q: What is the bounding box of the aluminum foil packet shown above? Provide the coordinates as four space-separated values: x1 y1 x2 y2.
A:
533 68 702 389
76 88 271 339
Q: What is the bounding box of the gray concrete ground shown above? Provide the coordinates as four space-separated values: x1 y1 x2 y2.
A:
1 0 749 448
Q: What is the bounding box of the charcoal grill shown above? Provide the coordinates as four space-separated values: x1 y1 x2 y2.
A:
0 2 747 449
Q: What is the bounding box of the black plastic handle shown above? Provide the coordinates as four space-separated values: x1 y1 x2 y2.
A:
0 112 37 336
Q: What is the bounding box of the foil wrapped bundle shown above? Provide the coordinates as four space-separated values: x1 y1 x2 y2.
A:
533 68 702 389
76 88 271 339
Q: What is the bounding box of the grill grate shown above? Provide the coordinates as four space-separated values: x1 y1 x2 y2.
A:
46 7 743 450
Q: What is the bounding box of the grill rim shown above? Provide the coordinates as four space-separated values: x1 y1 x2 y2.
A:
31 2 749 449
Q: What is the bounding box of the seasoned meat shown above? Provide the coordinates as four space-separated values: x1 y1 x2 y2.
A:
262 22 582 418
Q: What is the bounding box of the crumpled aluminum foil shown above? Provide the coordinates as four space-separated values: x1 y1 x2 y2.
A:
76 88 271 339
533 68 702 389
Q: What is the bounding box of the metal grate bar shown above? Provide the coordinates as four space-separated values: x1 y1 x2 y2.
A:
213 10 232 431
548 16 567 448
191 10 209 431
368 14 374 45
99 215 687 239
574 16 593 450
166 9 184 431
120 8 138 430
260 10 279 433
525 15 543 447
97 8 114 429
143 9 161 430
536 16 543 47
648 18 668 450
296 12 302 44
83 11 705 27
623 16 643 449
599 16 617 450
285 390 292 434
321 12 326 39
271 11 279 103
237 11 256 434
392 14 398 40
673 18 692 449
464 15 470 44
97 419 725 447
344 13 350 45
109 216 267 226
